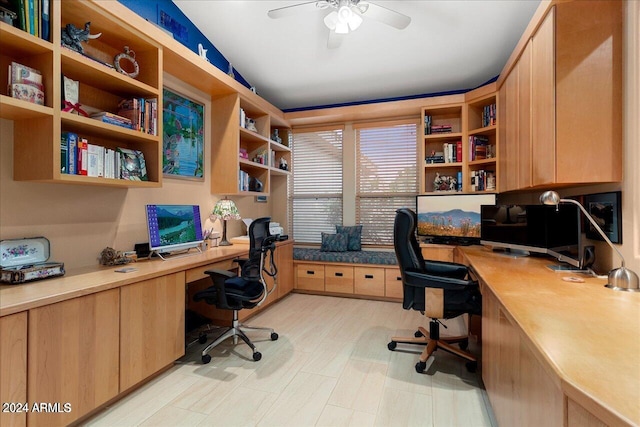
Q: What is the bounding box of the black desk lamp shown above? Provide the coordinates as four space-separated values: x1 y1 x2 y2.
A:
540 191 639 292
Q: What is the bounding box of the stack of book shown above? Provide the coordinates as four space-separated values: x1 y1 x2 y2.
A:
470 169 496 192
442 141 462 163
482 103 497 127
6 0 50 41
469 135 490 161
60 131 147 181
424 115 432 135
8 61 44 105
430 124 452 134
239 170 250 191
90 112 133 130
117 98 158 135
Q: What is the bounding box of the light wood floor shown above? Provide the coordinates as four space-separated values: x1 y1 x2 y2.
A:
84 293 496 427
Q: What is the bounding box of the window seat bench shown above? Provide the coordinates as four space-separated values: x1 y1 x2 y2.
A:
293 248 402 300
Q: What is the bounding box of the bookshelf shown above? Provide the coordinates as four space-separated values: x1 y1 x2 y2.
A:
418 86 498 195
3 1 163 188
211 93 291 195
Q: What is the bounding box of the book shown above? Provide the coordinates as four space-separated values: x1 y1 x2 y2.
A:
41 0 49 41
10 61 42 87
87 144 101 177
60 134 68 173
77 138 88 175
12 0 26 31
10 83 44 105
27 0 33 35
61 132 78 175
117 147 147 181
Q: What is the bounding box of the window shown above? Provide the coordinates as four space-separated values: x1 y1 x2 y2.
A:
291 127 343 243
356 120 418 245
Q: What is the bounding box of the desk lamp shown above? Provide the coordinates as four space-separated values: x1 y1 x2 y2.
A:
540 191 639 292
211 198 241 246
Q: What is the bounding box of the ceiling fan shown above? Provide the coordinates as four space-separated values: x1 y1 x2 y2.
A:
267 0 411 48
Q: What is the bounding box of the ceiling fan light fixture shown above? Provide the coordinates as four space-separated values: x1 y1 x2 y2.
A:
335 21 349 34
337 4 353 23
323 10 338 30
348 12 363 31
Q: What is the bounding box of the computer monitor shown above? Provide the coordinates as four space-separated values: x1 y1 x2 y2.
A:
481 204 583 267
416 193 497 245
145 204 204 258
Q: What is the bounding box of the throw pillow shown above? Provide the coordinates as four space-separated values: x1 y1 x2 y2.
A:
320 232 348 252
336 225 363 251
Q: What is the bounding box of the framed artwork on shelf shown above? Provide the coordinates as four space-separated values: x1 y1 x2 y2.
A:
162 88 204 180
584 191 622 244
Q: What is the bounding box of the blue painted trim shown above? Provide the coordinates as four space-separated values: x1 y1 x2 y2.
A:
117 0 251 89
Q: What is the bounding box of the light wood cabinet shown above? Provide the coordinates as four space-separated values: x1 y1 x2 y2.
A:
354 266 385 297
296 263 325 291
421 244 455 262
2 1 163 188
325 265 354 294
499 40 532 192
27 289 120 427
0 312 27 427
482 286 563 427
384 267 403 299
120 273 185 391
275 240 294 299
501 1 623 191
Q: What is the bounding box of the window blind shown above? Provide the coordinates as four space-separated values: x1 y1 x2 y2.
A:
291 128 343 243
356 121 418 245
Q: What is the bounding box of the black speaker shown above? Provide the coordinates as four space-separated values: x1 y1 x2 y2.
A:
249 177 263 192
135 242 150 258
581 245 595 269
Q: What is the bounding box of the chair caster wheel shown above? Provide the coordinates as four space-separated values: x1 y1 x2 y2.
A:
415 361 426 373
198 333 207 344
466 361 477 373
387 341 397 351
271 332 279 341
459 338 469 351
202 354 212 364
253 351 262 361
414 330 423 338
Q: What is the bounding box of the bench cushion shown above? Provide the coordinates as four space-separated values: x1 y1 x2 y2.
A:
294 248 397 265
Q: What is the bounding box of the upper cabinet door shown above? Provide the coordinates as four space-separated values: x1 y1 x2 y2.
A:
531 7 556 187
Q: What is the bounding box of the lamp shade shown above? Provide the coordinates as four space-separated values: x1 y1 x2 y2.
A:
211 199 241 221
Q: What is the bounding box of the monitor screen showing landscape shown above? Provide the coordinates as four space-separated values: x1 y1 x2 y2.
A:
146 204 204 253
416 193 497 244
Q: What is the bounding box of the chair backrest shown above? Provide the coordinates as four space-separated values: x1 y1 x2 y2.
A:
243 217 271 281
394 208 426 310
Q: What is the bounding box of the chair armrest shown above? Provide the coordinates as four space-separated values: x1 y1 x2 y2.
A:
405 269 477 292
204 269 237 281
234 258 249 268
424 260 469 280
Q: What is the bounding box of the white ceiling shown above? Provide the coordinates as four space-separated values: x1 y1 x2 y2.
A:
173 0 541 111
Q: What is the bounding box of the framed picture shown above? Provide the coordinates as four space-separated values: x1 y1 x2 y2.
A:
162 88 204 180
584 191 622 244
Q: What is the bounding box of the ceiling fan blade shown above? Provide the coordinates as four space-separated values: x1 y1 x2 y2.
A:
327 29 344 49
268 1 328 19
359 2 411 29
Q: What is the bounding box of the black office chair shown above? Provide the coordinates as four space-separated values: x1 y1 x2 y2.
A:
387 208 481 373
194 217 279 364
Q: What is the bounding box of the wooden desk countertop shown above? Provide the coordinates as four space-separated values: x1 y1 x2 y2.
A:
0 245 249 317
460 246 640 427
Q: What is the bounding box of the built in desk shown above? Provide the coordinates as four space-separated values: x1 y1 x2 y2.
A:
0 242 296 427
459 245 640 427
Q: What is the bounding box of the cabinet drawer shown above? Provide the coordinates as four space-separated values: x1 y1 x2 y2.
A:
185 258 238 283
325 265 354 294
354 266 385 296
385 267 403 299
296 264 325 291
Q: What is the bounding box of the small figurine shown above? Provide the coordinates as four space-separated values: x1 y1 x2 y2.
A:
198 43 209 62
61 22 102 54
271 129 282 144
279 157 288 171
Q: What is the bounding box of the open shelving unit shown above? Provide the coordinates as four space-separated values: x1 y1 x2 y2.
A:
2 1 163 187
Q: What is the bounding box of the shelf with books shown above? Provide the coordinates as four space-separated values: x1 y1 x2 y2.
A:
61 112 158 144
424 165 463 193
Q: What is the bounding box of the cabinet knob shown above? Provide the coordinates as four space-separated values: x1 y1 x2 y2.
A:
365 274 374 279
335 272 343 277
307 270 314 275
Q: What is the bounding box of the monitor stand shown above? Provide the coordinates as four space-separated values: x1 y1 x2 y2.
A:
151 246 202 261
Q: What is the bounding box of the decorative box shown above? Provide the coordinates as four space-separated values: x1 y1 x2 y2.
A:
1 237 65 284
